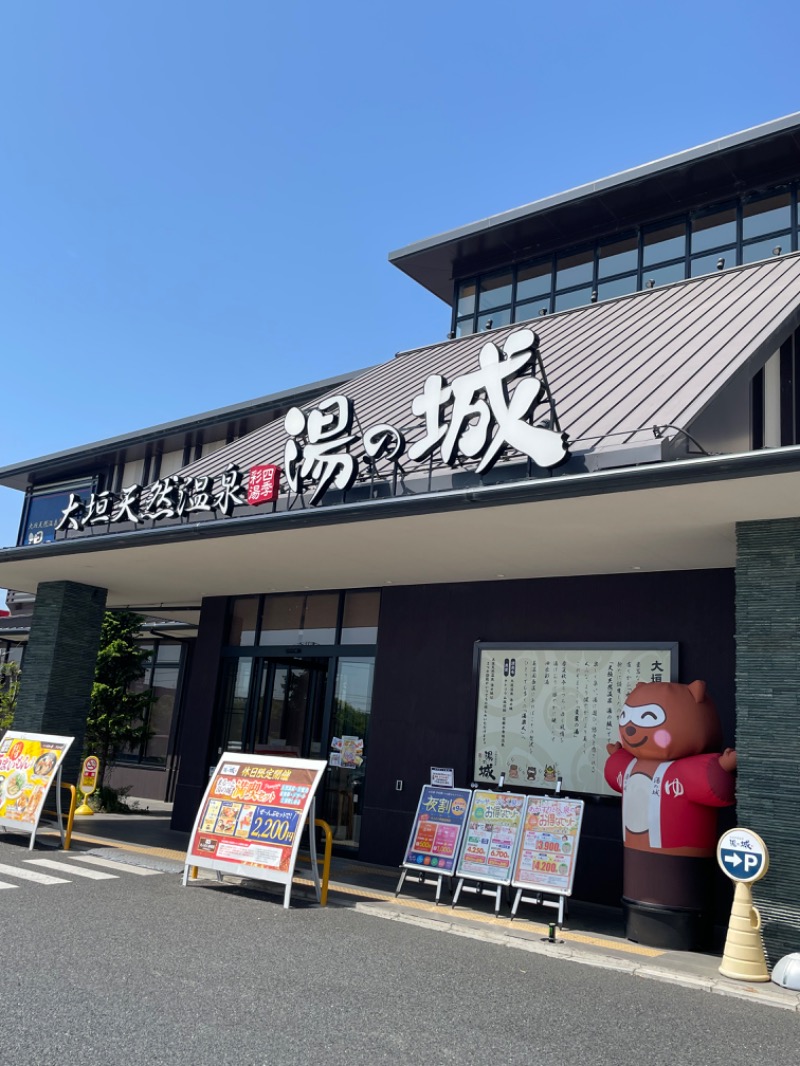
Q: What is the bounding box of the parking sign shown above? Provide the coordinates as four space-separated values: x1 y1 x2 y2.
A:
717 827 769 883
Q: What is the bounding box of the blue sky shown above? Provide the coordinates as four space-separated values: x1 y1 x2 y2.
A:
1 1 799 602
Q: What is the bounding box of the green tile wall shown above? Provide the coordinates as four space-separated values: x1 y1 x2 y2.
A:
14 580 107 785
736 519 800 965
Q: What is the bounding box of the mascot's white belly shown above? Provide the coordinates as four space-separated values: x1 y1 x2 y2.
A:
623 772 652 834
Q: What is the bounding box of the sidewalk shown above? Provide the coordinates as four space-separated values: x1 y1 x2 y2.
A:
40 808 800 1014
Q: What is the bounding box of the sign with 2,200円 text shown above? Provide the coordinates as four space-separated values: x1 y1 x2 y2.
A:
185 754 326 906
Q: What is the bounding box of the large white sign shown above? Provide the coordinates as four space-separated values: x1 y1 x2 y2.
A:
183 753 327 908
53 328 569 530
473 644 676 796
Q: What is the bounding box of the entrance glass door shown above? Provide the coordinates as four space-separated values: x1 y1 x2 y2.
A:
252 658 327 759
320 657 374 849
216 653 376 854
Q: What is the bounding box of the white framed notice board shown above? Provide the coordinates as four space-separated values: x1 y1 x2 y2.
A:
472 643 677 796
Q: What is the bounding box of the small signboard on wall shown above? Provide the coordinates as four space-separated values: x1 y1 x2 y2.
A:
183 753 326 908
473 643 677 796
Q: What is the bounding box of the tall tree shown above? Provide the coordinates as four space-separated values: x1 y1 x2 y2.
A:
0 660 21 733
87 610 153 793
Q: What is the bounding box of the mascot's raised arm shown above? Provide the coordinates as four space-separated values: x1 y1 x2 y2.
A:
604 680 736 949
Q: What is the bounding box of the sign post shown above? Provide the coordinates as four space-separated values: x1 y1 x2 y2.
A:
717 827 770 982
183 753 327 908
75 756 100 816
510 795 585 926
395 785 471 903
0 731 74 849
452 789 526 915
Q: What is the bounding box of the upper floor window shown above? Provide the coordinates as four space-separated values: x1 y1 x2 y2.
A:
691 206 737 255
642 221 686 268
451 180 800 337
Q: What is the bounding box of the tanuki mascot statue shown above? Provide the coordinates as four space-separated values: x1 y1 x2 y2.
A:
604 680 736 949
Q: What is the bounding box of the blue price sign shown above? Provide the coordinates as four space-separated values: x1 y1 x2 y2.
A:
248 806 300 845
717 828 769 883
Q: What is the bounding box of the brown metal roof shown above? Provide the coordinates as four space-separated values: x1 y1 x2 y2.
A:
174 254 800 485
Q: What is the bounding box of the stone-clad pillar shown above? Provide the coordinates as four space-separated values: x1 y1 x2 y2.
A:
14 580 107 785
736 519 800 965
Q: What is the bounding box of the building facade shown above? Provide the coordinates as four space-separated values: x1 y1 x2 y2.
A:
2 114 800 959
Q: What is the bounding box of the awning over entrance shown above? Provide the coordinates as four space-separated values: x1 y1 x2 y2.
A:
3 449 800 617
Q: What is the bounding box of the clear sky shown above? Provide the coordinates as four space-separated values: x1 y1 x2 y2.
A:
1 1 798 603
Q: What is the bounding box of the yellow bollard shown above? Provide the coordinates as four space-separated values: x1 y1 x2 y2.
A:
719 881 770 982
75 756 100 815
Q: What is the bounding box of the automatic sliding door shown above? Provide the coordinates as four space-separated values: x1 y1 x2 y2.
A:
253 659 326 758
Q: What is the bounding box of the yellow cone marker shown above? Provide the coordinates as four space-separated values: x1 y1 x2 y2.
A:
717 827 770 982
75 755 100 816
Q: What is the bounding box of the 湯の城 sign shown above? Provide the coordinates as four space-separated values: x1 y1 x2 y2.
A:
473 643 677 796
0 731 73 848
184 753 326 907
50 328 569 533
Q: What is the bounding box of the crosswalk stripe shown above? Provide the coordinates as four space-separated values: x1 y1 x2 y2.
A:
0 862 69 885
0 881 18 890
69 854 163 876
25 859 118 880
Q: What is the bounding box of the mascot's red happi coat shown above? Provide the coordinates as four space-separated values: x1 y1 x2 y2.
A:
604 680 736 858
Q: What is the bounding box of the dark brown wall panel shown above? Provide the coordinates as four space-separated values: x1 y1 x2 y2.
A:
361 569 735 908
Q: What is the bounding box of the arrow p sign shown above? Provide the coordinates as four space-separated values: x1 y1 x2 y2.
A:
717 828 769 883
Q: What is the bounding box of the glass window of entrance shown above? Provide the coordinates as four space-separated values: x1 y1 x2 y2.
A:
259 592 338 646
227 597 259 646
341 590 380 644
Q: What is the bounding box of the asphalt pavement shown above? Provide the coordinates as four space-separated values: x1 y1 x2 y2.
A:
19 804 800 1015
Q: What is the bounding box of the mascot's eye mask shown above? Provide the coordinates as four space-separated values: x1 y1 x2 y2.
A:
619 702 666 729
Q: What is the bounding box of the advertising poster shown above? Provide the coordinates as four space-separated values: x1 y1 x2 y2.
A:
185 754 326 897
473 643 676 796
512 795 585 896
455 789 526 885
402 785 471 874
0 731 73 834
